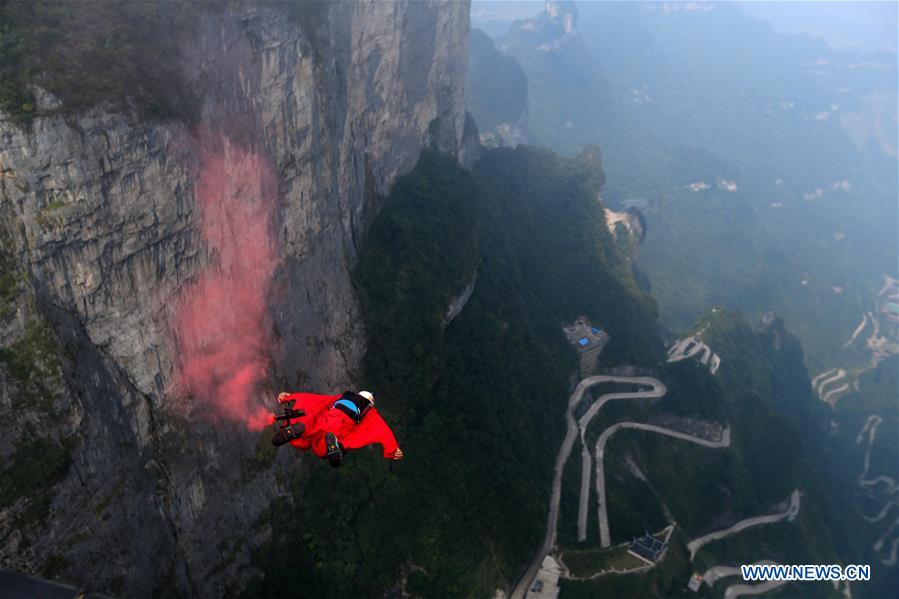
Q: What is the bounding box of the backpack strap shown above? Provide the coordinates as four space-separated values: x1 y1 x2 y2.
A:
333 399 361 422
337 391 374 422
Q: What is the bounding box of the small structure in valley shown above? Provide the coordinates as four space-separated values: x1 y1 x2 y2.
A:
525 555 562 599
687 572 704 592
563 316 610 376
628 531 668 564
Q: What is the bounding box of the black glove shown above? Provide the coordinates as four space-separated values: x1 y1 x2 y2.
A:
271 422 306 447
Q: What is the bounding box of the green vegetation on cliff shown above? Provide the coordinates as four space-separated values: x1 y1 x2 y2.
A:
0 0 195 123
0 228 18 318
0 437 72 528
0 316 61 408
0 1 335 125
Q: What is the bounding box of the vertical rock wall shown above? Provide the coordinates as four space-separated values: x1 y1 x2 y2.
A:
0 2 470 595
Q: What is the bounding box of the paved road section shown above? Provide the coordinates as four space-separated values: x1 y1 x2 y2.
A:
595 423 731 547
667 336 721 374
702 561 777 586
812 368 846 400
822 382 850 406
724 580 789 598
687 490 801 559
811 367 840 387
575 378 668 541
511 375 666 599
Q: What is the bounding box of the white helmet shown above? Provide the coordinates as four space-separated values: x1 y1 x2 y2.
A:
359 390 375 405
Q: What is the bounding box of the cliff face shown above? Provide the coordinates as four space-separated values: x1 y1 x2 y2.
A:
0 2 470 596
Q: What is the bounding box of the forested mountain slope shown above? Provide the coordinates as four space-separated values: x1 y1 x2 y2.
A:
488 1 896 371
469 2 897 596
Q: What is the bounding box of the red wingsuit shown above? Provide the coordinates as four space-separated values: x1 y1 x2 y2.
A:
280 392 400 459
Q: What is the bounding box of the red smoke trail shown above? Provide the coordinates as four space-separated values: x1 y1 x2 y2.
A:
171 136 279 431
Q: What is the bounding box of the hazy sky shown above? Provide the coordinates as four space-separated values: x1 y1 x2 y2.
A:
740 1 898 53
472 1 899 54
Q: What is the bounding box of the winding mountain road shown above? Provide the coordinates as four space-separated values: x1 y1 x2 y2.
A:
575 378 668 541
595 423 731 547
511 375 667 599
811 367 840 387
822 382 850 406
857 415 899 565
723 580 789 599
813 368 847 398
687 490 801 559
857 415 896 492
667 335 721 374
702 560 777 587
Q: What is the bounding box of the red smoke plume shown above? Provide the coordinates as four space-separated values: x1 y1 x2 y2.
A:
171 136 279 431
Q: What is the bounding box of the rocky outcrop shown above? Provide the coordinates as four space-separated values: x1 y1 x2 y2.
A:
479 114 529 148
512 0 580 54
603 202 647 265
0 2 470 596
445 273 477 324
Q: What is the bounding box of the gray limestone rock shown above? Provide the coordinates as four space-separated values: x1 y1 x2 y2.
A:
0 2 470 596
